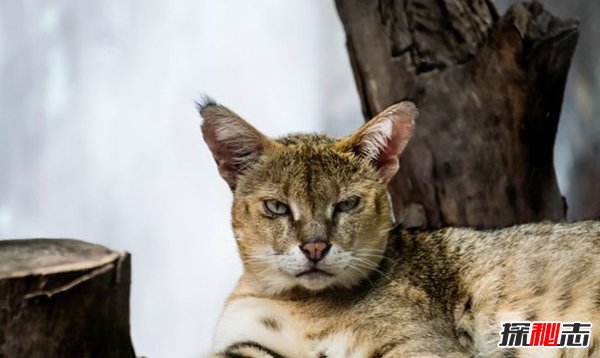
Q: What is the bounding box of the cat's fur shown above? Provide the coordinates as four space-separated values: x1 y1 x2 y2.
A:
199 98 600 358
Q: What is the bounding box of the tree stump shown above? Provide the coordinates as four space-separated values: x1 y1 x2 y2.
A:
0 239 135 358
336 0 579 228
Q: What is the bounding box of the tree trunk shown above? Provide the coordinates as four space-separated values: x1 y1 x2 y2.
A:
335 0 578 228
0 239 135 358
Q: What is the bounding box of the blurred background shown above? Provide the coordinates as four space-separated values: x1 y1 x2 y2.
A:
0 1 597 357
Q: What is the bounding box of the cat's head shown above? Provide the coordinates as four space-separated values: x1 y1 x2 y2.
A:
199 98 417 294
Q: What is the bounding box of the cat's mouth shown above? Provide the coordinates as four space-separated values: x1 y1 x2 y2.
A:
295 268 333 278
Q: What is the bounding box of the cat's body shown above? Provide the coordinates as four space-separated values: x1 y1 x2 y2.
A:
215 221 600 358
199 99 600 358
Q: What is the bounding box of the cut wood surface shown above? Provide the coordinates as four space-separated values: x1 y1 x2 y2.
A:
336 0 579 228
0 239 134 358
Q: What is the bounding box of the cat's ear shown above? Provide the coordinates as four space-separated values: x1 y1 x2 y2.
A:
199 98 279 190
338 101 417 183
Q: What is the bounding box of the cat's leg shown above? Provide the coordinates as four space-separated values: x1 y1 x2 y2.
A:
309 330 375 358
380 349 472 358
213 297 310 358
210 343 288 358
375 335 473 358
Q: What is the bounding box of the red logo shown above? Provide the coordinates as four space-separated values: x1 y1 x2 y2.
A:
498 321 592 348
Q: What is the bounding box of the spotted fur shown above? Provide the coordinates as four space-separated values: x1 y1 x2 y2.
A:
200 100 600 358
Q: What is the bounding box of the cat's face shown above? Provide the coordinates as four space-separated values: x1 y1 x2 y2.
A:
230 138 394 292
200 99 417 293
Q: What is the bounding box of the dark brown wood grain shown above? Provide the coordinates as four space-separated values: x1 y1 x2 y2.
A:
0 239 135 358
336 0 578 228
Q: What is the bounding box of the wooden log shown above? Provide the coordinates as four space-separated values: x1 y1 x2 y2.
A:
0 239 135 358
336 0 579 228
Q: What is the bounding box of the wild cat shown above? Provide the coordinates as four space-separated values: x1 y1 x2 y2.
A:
199 98 600 358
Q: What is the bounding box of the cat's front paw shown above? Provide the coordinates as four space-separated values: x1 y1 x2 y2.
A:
215 342 287 358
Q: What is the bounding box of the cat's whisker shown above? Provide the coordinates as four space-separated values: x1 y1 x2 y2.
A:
352 250 394 263
351 256 381 266
347 261 376 272
344 264 376 289
353 253 385 258
350 259 393 281
352 249 387 255
354 255 394 265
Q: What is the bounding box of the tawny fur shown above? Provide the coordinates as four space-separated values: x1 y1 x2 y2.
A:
199 99 600 358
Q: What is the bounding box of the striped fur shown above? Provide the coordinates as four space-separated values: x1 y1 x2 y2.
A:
200 101 600 357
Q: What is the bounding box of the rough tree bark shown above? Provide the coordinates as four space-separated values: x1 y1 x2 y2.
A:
336 0 579 228
0 239 134 358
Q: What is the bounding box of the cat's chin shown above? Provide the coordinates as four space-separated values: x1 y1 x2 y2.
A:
296 271 337 291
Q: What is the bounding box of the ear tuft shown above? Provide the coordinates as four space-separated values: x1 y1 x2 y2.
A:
195 95 217 112
199 100 276 190
341 101 418 183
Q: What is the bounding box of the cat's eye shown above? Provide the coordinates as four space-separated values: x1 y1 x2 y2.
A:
335 197 360 212
264 200 290 216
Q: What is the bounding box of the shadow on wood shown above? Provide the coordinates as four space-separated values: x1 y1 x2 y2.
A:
336 0 578 228
0 239 135 358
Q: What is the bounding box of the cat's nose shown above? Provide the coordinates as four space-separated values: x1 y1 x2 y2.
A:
300 239 331 262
